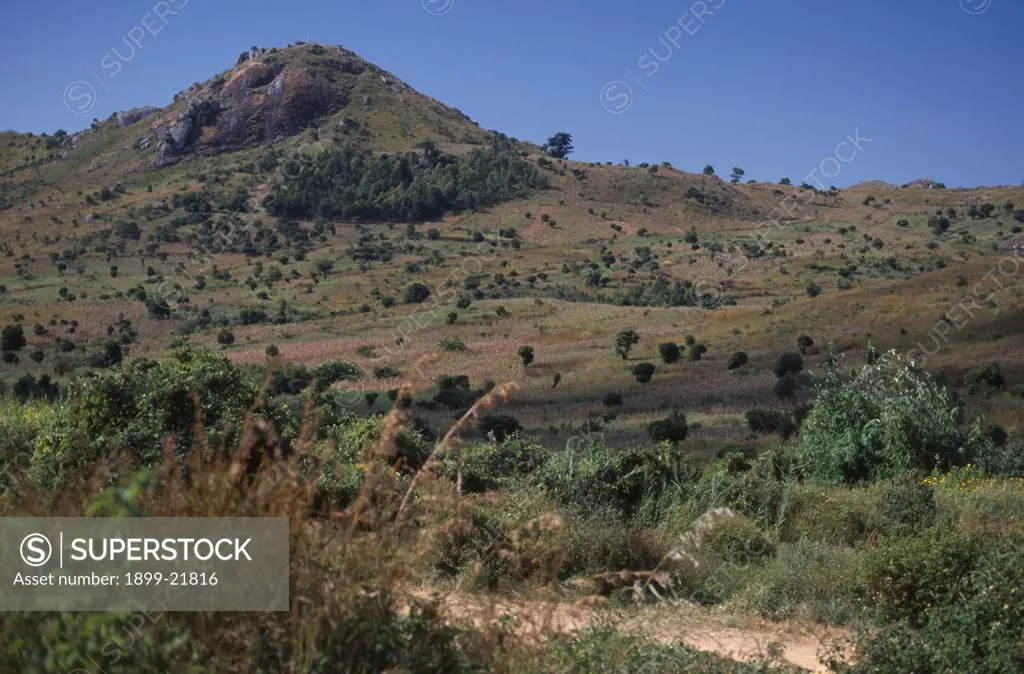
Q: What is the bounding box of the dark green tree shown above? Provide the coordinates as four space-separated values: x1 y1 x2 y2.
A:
647 411 689 444
0 324 26 352
544 132 574 159
615 330 640 360
658 342 682 364
632 363 656 384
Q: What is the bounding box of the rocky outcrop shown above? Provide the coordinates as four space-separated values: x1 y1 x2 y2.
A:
116 106 159 128
153 98 220 166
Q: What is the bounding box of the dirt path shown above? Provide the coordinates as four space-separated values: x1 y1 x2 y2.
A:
417 589 849 672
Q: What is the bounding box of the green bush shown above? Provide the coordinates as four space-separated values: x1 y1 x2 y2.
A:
631 362 656 384
737 539 858 623
657 342 681 364
534 626 784 674
797 351 991 485
539 442 689 518
780 483 885 547
449 435 551 493
963 363 1006 396
856 530 980 626
880 478 936 536
773 352 804 378
681 448 800 529
702 514 775 565
849 536 1024 673
439 338 466 352
727 351 749 370
32 346 258 488
745 409 796 439
646 411 689 445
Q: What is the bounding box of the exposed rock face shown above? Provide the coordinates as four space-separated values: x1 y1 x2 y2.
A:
152 98 220 166
214 67 334 152
116 106 159 127
167 117 194 150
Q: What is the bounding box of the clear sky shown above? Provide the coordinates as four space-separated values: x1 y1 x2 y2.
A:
1 0 1021 187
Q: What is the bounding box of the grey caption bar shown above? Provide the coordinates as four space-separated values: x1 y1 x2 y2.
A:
0 518 289 611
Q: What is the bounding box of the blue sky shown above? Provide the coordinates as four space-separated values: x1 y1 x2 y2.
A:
1 0 1021 187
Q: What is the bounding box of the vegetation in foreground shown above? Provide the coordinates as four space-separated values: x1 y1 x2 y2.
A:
1 344 1024 672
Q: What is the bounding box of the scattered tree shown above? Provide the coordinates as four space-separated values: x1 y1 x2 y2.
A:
647 411 690 444
728 351 749 370
632 363 656 384
615 330 640 360
658 342 682 364
0 324 26 352
403 283 431 304
544 132 574 159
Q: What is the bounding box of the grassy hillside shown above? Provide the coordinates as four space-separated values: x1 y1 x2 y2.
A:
3 40 1024 673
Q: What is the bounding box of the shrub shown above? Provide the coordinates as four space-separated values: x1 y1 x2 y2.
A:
603 393 623 407
797 335 814 354
963 363 1006 396
773 352 804 378
631 363 656 384
517 345 534 367
403 283 431 304
727 351 749 370
773 373 804 402
797 350 992 485
439 338 466 352
780 483 886 547
87 340 124 369
540 443 689 517
0 324 26 352
33 346 257 486
737 539 858 623
849 536 1024 672
478 415 522 442
688 343 708 362
702 514 774 565
217 329 235 347
372 365 401 380
647 411 689 445
880 478 936 537
448 435 551 493
745 409 797 439
657 342 681 364
311 361 363 389
856 530 980 626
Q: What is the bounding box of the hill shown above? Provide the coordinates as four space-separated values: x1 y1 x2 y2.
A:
4 40 1024 673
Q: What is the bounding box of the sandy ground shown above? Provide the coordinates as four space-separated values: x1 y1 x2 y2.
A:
415 588 851 672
